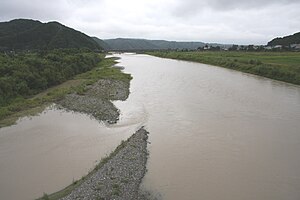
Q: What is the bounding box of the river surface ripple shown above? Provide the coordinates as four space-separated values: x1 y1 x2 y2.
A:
0 53 300 200
115 54 300 200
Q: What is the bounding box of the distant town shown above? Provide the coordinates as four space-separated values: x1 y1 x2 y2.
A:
196 43 300 52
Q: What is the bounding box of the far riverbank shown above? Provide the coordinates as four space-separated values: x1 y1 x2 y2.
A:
147 51 300 85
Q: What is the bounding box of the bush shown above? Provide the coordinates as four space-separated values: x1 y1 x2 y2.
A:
0 49 102 107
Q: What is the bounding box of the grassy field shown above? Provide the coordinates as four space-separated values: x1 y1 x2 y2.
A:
0 56 131 128
147 51 300 85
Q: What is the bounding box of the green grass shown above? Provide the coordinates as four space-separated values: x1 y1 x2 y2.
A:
76 57 132 82
147 51 300 85
0 56 131 128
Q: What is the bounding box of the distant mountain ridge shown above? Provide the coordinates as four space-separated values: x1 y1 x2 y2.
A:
92 37 111 50
94 38 207 51
268 32 300 46
0 19 102 51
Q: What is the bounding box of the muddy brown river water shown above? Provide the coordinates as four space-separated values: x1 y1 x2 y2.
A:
0 53 300 200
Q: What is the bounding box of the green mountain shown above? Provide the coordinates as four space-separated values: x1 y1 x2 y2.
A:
101 38 158 50
268 32 300 46
0 19 102 51
97 38 206 51
92 37 111 50
150 40 205 50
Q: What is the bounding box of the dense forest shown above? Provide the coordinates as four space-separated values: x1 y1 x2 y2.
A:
0 19 102 51
0 49 101 107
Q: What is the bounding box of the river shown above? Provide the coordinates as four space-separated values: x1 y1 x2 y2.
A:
1 53 300 200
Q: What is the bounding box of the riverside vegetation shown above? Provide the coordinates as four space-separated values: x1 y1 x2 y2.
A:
0 49 131 127
147 51 300 85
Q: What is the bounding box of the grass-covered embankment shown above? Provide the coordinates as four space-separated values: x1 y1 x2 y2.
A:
147 51 300 85
0 54 131 127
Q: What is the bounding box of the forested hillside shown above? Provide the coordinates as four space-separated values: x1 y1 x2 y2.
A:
0 19 101 51
92 37 111 50
99 38 206 50
268 32 300 46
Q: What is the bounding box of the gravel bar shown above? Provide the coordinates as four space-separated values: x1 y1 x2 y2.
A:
58 79 130 124
60 127 149 200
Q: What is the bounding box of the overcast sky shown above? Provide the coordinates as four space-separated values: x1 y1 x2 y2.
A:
0 0 299 44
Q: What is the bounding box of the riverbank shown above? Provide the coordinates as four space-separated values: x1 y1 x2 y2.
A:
0 56 132 127
0 49 102 127
39 127 150 200
58 78 130 124
147 51 300 85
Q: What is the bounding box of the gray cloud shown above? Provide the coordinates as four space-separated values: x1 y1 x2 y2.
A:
172 0 300 16
0 0 299 44
0 0 69 20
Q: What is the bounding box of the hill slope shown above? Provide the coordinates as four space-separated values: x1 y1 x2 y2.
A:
100 38 206 51
0 19 101 51
268 32 300 46
92 37 111 50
